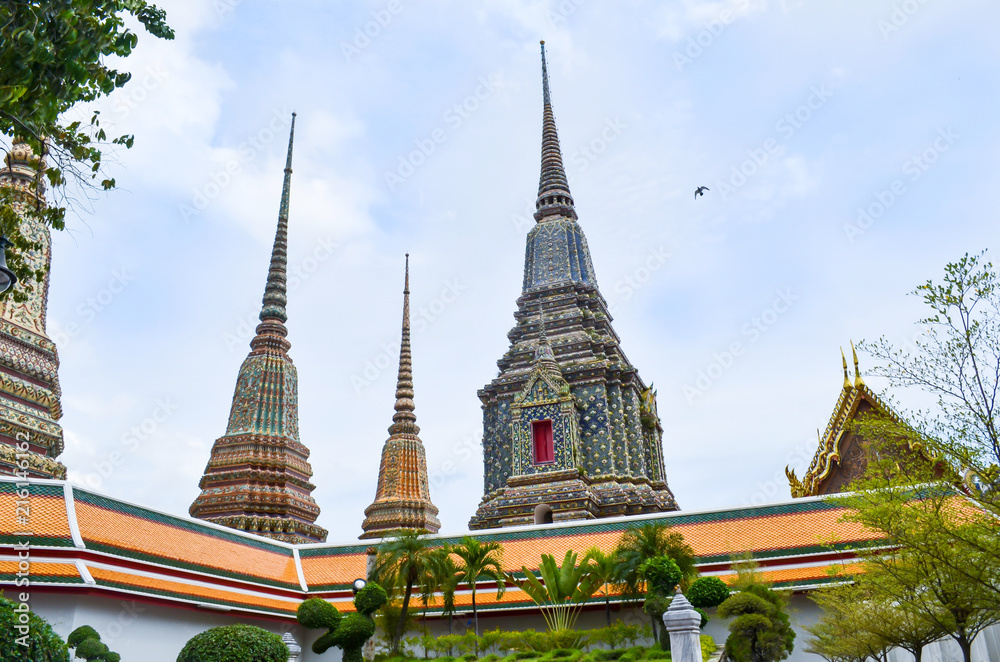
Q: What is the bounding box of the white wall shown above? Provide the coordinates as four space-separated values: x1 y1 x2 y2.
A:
27 592 1000 662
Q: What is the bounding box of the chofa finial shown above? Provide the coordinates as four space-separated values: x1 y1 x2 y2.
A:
851 340 865 388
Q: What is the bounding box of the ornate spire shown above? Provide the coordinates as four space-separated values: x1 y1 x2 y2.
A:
390 254 418 435
534 41 576 222
191 114 326 544
841 348 851 390
361 255 440 539
851 340 865 388
258 113 294 327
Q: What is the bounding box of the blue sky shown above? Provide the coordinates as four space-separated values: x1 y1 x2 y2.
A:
28 0 1000 541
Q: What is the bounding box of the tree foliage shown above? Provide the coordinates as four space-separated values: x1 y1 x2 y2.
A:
176 624 287 662
831 253 1000 661
688 576 730 610
0 0 173 294
716 584 795 662
450 535 506 641
0 596 69 662
67 625 119 662
372 530 441 654
507 549 603 632
298 583 388 662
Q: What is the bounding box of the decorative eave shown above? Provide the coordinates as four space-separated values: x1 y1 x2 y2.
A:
788 344 901 497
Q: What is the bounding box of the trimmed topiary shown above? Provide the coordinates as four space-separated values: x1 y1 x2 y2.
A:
688 576 730 609
176 623 288 662
66 626 99 648
68 624 121 662
0 597 69 662
297 581 388 662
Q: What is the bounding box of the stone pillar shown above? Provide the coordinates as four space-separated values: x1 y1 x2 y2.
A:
282 632 301 662
662 592 703 662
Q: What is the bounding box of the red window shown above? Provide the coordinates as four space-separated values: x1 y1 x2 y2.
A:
533 420 554 464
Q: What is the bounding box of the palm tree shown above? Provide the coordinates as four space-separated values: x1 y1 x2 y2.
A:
585 546 617 626
614 522 695 640
421 546 459 632
615 522 695 596
451 536 507 644
372 530 438 654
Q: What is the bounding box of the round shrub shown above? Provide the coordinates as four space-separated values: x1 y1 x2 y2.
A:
354 582 388 615
74 639 110 658
688 576 730 609
639 556 682 595
66 626 100 648
176 624 287 662
0 597 69 662
297 597 341 630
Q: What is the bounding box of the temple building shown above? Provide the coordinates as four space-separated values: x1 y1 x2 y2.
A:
469 43 677 529
360 255 441 539
189 115 327 543
787 345 897 497
0 140 65 480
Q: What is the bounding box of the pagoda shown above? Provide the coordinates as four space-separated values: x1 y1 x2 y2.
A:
0 140 65 480
468 43 678 529
360 255 441 539
190 115 327 543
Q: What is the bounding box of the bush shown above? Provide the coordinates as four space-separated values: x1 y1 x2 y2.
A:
688 577 730 610
176 624 287 662
66 626 99 648
699 635 716 661
0 597 69 662
717 585 794 662
644 650 670 660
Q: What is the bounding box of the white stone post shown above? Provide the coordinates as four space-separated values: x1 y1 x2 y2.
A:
283 632 302 662
662 592 703 662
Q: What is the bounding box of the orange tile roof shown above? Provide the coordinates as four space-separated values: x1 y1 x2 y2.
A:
0 478 887 617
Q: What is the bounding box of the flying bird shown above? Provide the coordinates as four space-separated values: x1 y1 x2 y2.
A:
694 186 709 199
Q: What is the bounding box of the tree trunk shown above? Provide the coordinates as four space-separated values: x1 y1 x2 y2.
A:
394 579 414 654
604 590 611 627
959 638 973 662
472 589 479 656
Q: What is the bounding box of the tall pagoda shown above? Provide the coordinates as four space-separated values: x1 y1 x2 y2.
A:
360 255 441 539
190 115 327 544
469 43 678 530
0 140 65 480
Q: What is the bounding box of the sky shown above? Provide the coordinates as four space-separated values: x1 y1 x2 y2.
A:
19 0 1000 543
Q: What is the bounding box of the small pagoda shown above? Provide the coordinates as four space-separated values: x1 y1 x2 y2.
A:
190 115 327 544
360 255 441 539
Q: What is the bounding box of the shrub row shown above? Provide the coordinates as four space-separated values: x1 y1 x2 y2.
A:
398 623 655 658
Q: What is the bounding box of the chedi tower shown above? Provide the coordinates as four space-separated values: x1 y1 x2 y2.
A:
360 255 440 539
469 43 677 529
0 140 65 480
190 115 327 543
